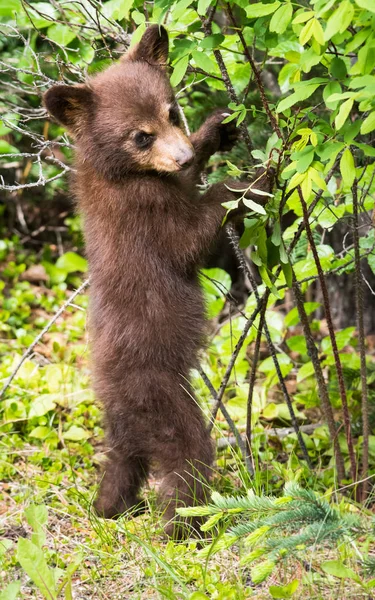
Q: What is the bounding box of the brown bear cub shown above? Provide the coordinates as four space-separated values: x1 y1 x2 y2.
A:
44 25 273 537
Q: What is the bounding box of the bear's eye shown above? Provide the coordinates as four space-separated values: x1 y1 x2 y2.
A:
169 106 180 127
134 131 154 150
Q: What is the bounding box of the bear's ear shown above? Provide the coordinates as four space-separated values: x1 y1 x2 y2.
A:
44 84 93 132
126 25 169 67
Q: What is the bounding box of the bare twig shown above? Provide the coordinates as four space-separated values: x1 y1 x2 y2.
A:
297 186 357 482
217 423 322 451
226 226 313 468
352 179 370 501
0 278 90 399
201 9 253 155
226 3 283 140
207 302 263 431
292 277 345 481
198 367 253 474
246 299 266 459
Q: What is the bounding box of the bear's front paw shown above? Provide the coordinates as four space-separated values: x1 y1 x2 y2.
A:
205 109 240 152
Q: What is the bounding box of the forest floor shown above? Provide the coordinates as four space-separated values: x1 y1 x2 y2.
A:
1 242 375 600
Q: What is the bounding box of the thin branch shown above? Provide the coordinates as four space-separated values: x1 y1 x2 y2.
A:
198 367 253 474
0 278 90 400
207 302 263 431
297 186 357 482
227 226 313 468
201 10 253 155
287 158 341 256
292 276 345 481
217 423 322 451
226 3 283 140
352 179 370 502
246 292 266 462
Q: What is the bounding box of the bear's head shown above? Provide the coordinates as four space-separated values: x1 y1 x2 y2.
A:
44 26 194 180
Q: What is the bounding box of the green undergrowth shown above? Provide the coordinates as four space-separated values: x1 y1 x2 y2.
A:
1 237 375 599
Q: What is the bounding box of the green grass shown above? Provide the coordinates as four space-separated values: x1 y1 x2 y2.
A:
1 246 375 599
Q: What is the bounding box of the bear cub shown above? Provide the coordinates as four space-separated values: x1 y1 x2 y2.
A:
44 25 273 537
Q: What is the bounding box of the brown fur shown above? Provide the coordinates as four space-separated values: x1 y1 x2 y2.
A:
44 25 273 537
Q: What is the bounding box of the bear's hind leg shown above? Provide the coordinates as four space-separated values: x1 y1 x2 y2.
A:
155 405 214 538
94 450 149 519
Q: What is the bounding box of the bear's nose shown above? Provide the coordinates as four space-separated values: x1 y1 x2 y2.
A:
176 147 194 169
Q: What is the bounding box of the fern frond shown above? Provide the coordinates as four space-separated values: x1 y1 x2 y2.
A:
362 555 375 577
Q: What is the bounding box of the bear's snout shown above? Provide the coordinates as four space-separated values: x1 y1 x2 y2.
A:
175 146 194 169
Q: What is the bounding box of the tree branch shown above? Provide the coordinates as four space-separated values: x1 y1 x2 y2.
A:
297 186 357 482
198 366 253 474
292 277 345 481
226 3 283 140
352 179 370 501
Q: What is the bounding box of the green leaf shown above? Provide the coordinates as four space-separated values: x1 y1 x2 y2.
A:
271 222 281 246
63 425 90 441
335 98 354 130
322 327 355 352
191 50 215 73
200 267 231 318
285 302 320 327
55 252 88 273
354 142 375 157
297 361 315 383
177 505 214 517
286 335 307 354
312 18 325 45
329 57 347 79
239 218 260 249
0 140 19 154
25 505 48 548
0 539 13 557
0 113 19 136
29 426 53 440
29 394 57 418
242 198 267 215
360 111 375 134
0 582 21 600
340 148 356 188
269 579 299 598
199 34 224 49
102 0 134 20
259 266 281 299
0 0 21 18
354 0 375 12
270 2 293 34
17 538 57 600
251 250 263 266
276 84 320 113
324 0 354 41
318 203 345 228
131 10 145 24
246 1 280 18
200 512 223 531
170 55 189 87
323 81 341 110
293 11 314 25
292 146 315 173
17 3 57 28
25 505 48 529
197 0 212 15
299 18 315 45
47 24 77 46
321 560 360 582
173 0 194 20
